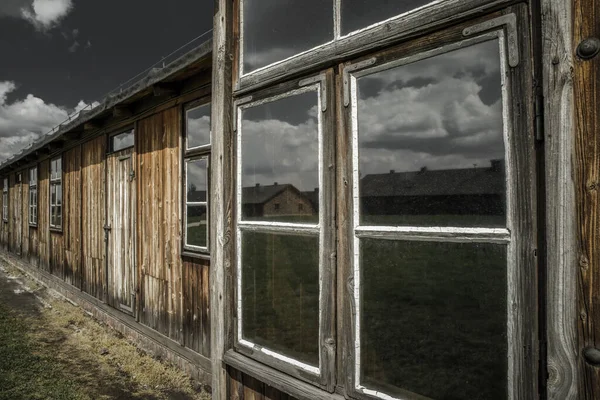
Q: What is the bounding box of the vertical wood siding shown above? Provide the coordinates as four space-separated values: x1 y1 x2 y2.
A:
50 232 64 278
182 256 211 357
228 368 298 400
136 107 185 344
64 146 82 288
9 173 20 254
21 171 29 259
0 178 6 250
38 159 50 271
82 135 106 301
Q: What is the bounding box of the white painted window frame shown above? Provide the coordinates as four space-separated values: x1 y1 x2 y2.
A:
183 101 212 255
49 156 62 230
108 128 135 154
346 32 517 400
234 78 329 384
29 166 37 226
184 156 210 253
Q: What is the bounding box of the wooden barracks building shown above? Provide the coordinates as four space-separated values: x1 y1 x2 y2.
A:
0 0 598 399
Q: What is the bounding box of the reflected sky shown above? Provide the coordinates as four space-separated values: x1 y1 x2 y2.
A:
243 0 333 72
357 39 504 177
187 158 208 202
241 91 319 193
111 130 134 152
187 104 211 149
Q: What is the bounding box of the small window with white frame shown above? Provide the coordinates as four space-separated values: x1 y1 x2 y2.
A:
29 166 37 226
2 177 7 222
109 128 135 153
183 100 211 253
50 156 62 229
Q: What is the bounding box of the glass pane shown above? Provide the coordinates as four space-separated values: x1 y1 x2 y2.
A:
50 185 56 206
357 40 506 227
187 159 208 202
187 104 211 149
111 129 134 152
241 91 319 223
341 0 434 35
57 184 62 206
243 0 334 73
186 205 208 248
360 239 507 399
241 231 319 366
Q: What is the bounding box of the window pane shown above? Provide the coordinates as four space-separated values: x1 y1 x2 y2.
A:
111 130 134 152
187 159 208 202
360 239 507 399
186 205 208 248
341 0 434 35
357 40 506 227
241 231 319 366
187 104 211 149
243 0 333 73
50 185 56 206
241 91 319 223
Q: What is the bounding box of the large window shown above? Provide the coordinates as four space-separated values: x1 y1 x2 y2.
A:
184 101 211 253
2 178 7 222
230 8 538 400
50 156 62 229
235 74 335 387
29 167 37 226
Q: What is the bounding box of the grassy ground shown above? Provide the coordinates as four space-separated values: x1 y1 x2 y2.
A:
0 261 211 400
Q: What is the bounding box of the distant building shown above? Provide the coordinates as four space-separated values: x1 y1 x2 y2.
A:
242 183 316 218
360 160 505 216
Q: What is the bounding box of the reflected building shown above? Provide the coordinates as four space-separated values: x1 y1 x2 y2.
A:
242 183 316 218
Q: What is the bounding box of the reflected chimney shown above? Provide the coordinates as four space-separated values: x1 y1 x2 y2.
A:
255 183 260 188
274 182 278 186
420 166 428 173
390 170 395 174
314 187 319 193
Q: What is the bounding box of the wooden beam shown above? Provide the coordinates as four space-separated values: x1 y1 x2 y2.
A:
112 105 132 118
153 83 179 97
210 0 234 398
84 121 100 131
573 0 600 397
542 0 580 398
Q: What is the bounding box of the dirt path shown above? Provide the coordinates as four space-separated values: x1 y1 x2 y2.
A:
0 261 211 400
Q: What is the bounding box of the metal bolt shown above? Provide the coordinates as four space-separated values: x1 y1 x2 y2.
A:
583 347 600 366
576 37 600 60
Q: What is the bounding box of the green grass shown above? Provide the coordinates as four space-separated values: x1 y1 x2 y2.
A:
0 303 85 400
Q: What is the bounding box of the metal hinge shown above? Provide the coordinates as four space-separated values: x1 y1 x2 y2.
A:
534 92 544 142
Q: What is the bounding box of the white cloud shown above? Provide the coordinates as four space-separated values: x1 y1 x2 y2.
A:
0 81 96 163
20 0 73 30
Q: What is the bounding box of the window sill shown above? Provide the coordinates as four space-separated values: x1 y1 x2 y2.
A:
29 224 37 229
49 227 63 234
224 350 344 400
181 250 210 261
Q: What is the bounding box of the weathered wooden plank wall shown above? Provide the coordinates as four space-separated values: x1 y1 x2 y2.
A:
50 232 64 278
136 107 184 344
81 135 106 301
228 368 298 400
21 170 29 260
0 177 6 250
64 146 82 288
182 256 211 357
38 159 50 272
8 173 19 254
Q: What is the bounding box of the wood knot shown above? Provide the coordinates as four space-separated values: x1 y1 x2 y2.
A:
580 255 590 271
587 182 598 191
552 56 560 65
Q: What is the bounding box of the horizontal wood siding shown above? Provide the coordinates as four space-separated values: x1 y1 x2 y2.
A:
38 159 49 272
64 146 82 288
182 256 211 357
82 135 106 301
137 107 184 344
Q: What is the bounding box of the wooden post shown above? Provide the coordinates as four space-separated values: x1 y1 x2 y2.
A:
573 0 600 398
545 0 600 398
210 0 234 398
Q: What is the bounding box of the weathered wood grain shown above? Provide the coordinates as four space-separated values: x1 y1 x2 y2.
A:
63 146 82 287
573 0 600 398
21 170 29 260
38 159 50 272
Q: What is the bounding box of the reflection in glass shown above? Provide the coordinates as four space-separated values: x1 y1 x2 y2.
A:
341 0 434 35
111 130 134 152
356 40 506 227
242 231 319 366
360 239 507 399
187 205 207 248
187 159 208 202
243 0 333 73
241 91 319 223
187 104 211 149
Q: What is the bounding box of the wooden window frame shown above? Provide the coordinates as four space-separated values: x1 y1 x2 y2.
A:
183 100 212 256
108 127 135 154
232 71 336 391
2 177 7 223
49 155 63 231
338 7 537 400
29 166 37 227
234 0 518 94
